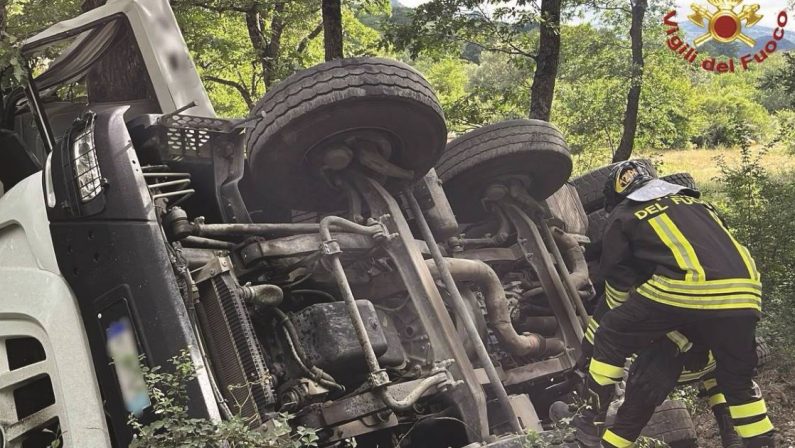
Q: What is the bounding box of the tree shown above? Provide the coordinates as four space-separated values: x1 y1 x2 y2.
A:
384 0 563 123
322 0 343 59
529 0 561 121
612 0 646 162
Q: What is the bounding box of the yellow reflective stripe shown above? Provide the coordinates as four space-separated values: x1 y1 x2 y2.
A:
605 282 629 309
666 331 693 352
588 317 599 332
709 393 727 407
703 378 718 390
602 429 634 448
586 317 598 344
705 208 759 281
678 364 715 383
647 275 761 295
678 360 716 383
605 282 629 299
637 284 762 311
730 399 768 419
590 359 625 378
735 417 774 438
648 214 705 282
590 359 624 385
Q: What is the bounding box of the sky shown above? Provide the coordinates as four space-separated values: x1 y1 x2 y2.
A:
397 0 792 29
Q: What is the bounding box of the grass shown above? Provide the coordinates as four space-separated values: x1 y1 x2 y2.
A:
646 145 795 189
571 144 795 194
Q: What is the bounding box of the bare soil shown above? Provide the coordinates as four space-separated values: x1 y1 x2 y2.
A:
692 360 795 447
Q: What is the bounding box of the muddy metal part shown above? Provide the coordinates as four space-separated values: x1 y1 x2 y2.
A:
499 200 584 352
351 174 490 440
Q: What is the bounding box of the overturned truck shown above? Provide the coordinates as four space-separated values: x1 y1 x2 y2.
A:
0 0 694 446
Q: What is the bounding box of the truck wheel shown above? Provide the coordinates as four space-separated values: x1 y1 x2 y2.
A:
586 209 609 248
246 57 447 211
640 400 698 448
660 173 697 191
436 119 572 222
571 159 656 214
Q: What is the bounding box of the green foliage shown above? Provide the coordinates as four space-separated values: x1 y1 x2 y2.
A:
689 74 772 148
714 146 795 363
772 109 795 154
129 351 319 448
669 385 699 415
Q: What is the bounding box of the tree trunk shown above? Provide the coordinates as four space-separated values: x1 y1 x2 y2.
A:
264 3 285 87
0 0 6 35
81 0 158 104
322 0 343 61
245 10 268 85
528 0 561 122
613 0 647 163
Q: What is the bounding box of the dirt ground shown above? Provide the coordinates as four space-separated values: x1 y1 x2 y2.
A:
692 360 795 448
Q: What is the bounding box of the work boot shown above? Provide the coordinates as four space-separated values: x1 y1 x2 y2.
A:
571 409 602 448
713 404 743 448
744 435 776 448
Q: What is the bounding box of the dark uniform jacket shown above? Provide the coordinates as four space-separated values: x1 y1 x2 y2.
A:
597 193 761 317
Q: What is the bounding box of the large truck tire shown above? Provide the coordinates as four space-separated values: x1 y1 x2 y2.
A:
546 183 588 236
640 400 698 448
246 57 447 211
571 159 656 214
436 119 572 222
661 173 698 191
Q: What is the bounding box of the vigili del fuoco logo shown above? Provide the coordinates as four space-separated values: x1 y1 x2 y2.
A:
663 1 789 73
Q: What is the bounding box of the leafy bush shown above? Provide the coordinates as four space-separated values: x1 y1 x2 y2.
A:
129 351 319 448
713 147 795 364
690 94 771 148
772 109 795 154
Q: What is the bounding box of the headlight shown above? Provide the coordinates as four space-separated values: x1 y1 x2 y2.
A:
71 114 102 203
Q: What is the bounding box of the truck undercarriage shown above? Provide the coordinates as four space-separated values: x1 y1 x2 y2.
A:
0 1 695 447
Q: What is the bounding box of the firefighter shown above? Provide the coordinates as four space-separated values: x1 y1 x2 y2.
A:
581 299 743 448
573 160 775 448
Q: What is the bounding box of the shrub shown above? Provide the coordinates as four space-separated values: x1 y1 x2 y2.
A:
129 351 319 448
714 146 795 364
772 109 795 154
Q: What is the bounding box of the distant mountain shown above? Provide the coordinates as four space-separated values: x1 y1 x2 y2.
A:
678 21 795 58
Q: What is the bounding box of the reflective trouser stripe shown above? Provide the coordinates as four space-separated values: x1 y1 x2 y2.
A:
590 359 624 386
585 317 598 344
666 331 693 352
602 429 634 448
703 378 718 389
709 393 727 407
730 399 767 419
605 282 629 309
735 417 774 438
678 360 716 383
648 214 705 282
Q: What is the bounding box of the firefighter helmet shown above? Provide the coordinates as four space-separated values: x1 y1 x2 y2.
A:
604 160 699 212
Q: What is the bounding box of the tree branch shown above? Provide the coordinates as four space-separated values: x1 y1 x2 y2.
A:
297 22 323 54
205 75 254 108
